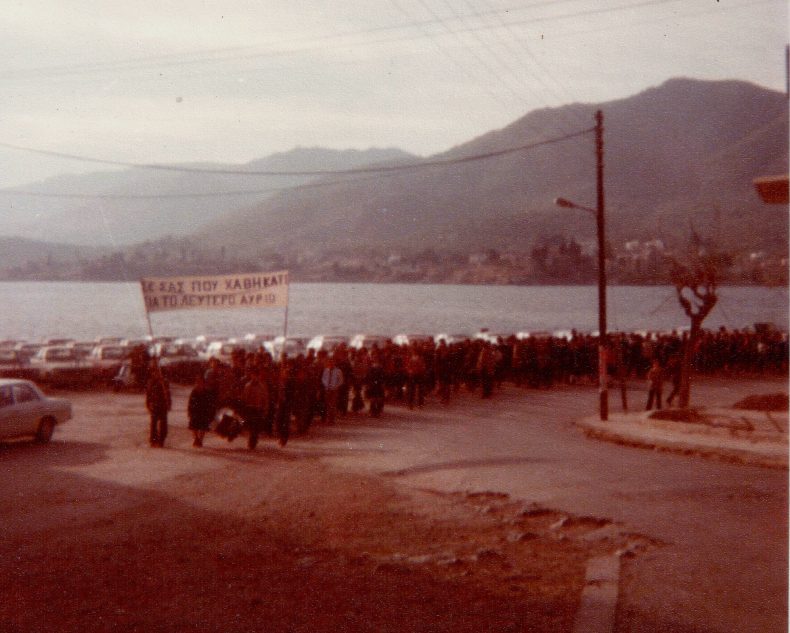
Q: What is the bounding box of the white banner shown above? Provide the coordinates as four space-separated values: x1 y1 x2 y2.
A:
140 270 289 313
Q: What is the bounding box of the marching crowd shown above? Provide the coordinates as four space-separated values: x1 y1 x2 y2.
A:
143 326 788 449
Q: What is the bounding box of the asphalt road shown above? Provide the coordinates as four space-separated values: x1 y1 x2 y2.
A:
301 377 788 633
5 376 784 632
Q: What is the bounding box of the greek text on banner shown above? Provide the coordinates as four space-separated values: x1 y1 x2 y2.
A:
140 271 289 313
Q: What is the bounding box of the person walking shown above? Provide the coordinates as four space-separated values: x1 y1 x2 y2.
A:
242 367 269 450
405 346 426 409
435 340 452 405
477 343 497 399
146 361 171 447
645 359 664 411
187 372 216 448
321 356 344 424
274 358 294 447
366 352 386 417
665 355 682 407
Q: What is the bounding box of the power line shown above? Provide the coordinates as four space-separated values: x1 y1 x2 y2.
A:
0 171 389 199
0 1 583 81
0 0 691 83
541 0 780 40
385 0 518 111
455 0 589 134
0 126 594 181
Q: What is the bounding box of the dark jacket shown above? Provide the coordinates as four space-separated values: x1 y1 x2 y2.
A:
146 376 171 415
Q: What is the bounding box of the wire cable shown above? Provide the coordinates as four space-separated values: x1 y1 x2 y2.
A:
0 126 594 179
0 0 692 83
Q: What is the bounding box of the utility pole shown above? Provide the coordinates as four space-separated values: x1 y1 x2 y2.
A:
595 110 608 421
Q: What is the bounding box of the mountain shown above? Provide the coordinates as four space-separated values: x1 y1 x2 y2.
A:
196 78 788 259
1 77 786 284
0 147 415 245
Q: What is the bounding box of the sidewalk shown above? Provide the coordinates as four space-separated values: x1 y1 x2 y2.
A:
577 403 789 469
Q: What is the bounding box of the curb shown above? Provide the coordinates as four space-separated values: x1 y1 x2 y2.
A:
576 415 788 469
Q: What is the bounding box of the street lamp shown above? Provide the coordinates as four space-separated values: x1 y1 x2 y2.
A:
555 196 608 420
553 110 608 421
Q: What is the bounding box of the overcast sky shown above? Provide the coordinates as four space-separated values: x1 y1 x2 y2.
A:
0 0 786 188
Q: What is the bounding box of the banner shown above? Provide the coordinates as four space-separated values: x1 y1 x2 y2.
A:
140 270 289 313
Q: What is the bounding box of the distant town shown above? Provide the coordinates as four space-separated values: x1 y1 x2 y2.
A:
1 235 786 286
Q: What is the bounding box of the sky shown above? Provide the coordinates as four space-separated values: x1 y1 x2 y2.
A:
0 0 786 188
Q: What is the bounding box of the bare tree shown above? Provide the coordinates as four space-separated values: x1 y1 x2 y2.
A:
669 235 720 408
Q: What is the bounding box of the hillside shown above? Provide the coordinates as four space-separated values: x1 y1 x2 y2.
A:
197 78 788 259
0 147 414 245
0 78 786 284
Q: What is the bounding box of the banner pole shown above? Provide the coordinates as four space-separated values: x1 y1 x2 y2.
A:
140 280 155 340
280 299 289 362
145 309 155 340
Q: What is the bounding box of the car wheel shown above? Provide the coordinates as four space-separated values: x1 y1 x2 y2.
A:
35 417 56 444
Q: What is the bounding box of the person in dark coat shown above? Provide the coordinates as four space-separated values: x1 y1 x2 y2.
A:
366 352 386 417
188 372 216 448
645 359 664 410
146 361 171 447
274 358 294 446
242 367 269 450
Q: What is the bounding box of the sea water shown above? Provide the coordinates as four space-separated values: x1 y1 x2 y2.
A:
0 281 786 341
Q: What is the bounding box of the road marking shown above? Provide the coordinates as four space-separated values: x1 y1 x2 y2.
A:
573 553 621 633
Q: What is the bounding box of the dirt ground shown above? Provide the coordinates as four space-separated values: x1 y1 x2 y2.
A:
0 387 630 633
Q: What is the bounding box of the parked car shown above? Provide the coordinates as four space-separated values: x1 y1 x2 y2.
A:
242 333 276 351
306 335 349 353
28 346 91 387
0 350 35 380
269 336 309 358
44 338 75 347
201 340 245 363
88 345 130 381
13 342 43 363
393 333 434 347
348 334 391 350
0 379 71 443
71 341 97 359
473 330 509 344
515 331 551 340
120 338 151 350
153 343 204 383
94 336 125 346
433 333 470 345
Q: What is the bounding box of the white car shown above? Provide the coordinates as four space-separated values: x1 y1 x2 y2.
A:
515 331 552 341
202 340 245 362
88 345 130 380
348 334 391 350
28 346 90 386
473 330 508 345
306 335 349 353
0 379 72 443
242 333 276 350
433 333 470 345
270 336 309 358
393 334 435 347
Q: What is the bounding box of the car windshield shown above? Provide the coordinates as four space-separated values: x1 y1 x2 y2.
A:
162 345 197 357
47 349 75 361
